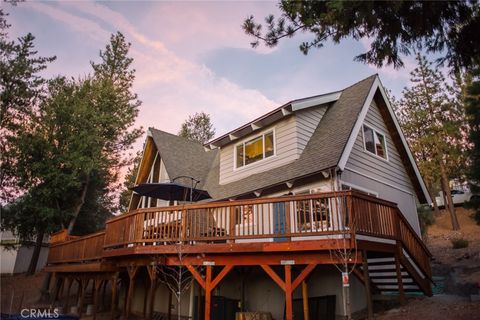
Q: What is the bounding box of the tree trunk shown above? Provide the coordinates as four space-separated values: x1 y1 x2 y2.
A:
440 162 460 230
427 184 441 216
27 230 44 275
67 175 90 235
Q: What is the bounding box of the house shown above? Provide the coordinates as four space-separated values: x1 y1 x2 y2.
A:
45 75 432 320
0 230 49 274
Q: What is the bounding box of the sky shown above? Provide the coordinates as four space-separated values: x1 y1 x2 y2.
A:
4 1 419 153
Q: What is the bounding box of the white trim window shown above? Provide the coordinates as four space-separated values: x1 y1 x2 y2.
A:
363 125 388 160
235 131 274 168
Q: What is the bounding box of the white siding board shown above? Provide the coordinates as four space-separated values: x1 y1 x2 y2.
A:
219 115 299 184
345 100 415 193
343 101 420 235
219 105 327 185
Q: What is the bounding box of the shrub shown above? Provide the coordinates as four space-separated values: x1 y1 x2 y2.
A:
451 238 469 249
417 205 435 235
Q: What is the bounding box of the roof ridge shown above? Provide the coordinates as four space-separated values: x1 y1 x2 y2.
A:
341 74 378 92
149 127 205 148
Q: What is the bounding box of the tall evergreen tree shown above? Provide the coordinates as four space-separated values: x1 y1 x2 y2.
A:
395 54 467 230
2 32 143 273
0 10 55 202
464 65 480 222
178 111 215 144
243 1 480 71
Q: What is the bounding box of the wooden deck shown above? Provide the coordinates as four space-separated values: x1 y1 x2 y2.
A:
45 191 432 320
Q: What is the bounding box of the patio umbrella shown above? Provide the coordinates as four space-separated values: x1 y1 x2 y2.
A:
131 182 211 202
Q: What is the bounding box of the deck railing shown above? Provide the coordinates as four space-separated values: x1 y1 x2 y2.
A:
46 191 431 280
48 231 105 264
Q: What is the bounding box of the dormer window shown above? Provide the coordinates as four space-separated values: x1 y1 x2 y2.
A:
363 125 388 160
236 131 274 168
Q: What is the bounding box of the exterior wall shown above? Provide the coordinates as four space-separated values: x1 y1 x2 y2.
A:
343 100 421 235
1 231 49 274
13 245 49 273
0 246 18 274
295 106 327 154
219 106 326 185
216 265 365 319
126 276 193 318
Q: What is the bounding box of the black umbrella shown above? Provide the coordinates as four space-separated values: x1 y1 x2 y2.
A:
131 182 211 202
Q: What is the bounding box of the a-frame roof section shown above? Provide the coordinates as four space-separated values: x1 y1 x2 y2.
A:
129 135 158 211
149 128 218 188
337 76 431 204
203 75 378 199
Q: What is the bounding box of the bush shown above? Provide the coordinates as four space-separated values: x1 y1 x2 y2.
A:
451 238 469 249
474 210 480 225
417 205 435 235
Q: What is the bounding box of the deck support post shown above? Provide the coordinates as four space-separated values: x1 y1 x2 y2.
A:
301 280 309 320
110 272 119 320
92 278 102 320
205 266 212 320
260 264 317 320
126 265 140 318
51 275 62 305
186 264 233 320
285 265 293 320
63 277 73 313
77 278 89 317
146 264 157 320
362 251 373 319
395 245 406 305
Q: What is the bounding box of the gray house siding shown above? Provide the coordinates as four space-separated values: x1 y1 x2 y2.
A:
343 101 421 235
296 106 327 154
219 106 326 185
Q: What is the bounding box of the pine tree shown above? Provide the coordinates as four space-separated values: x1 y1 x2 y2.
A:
178 111 215 144
464 65 480 222
395 54 467 230
0 10 55 203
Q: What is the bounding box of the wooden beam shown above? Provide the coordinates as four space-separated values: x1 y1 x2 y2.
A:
362 251 373 319
110 273 119 320
285 265 293 320
292 264 317 290
260 265 285 291
77 278 89 317
92 278 102 320
211 265 233 290
302 281 309 320
146 265 157 320
167 251 360 267
126 265 140 318
205 266 212 320
63 277 73 313
186 265 205 289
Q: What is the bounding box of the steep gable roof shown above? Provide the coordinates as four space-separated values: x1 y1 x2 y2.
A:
144 75 430 204
202 75 377 199
149 129 218 187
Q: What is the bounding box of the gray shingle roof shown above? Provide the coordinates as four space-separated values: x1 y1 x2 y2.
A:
149 75 377 200
149 129 218 188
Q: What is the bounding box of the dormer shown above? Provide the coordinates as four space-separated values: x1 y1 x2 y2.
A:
205 92 341 185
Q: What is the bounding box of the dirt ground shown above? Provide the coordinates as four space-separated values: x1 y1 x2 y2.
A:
376 207 480 320
0 271 47 313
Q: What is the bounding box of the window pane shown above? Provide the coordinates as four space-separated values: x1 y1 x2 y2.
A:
363 126 375 154
245 136 263 165
265 132 274 158
375 132 387 159
236 144 244 168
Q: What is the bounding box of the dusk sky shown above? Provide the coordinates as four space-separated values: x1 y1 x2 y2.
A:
5 1 420 152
